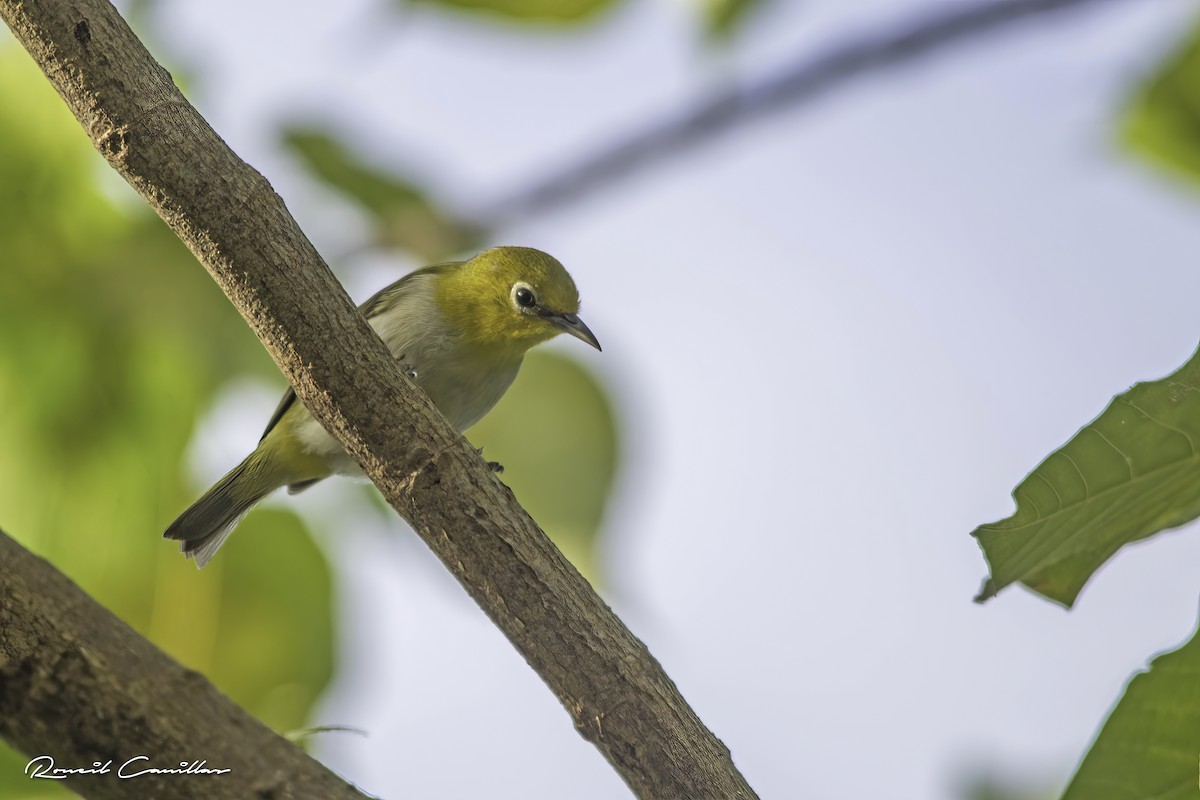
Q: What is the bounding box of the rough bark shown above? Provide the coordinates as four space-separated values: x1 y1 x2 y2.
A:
0 528 366 800
0 0 757 797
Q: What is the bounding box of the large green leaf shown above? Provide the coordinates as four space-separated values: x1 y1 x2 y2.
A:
1124 18 1200 185
973 343 1200 607
283 127 481 260
1059 618 1200 799
0 42 335 795
468 350 618 581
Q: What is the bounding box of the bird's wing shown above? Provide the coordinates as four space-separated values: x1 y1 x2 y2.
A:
260 386 299 443
258 260 463 442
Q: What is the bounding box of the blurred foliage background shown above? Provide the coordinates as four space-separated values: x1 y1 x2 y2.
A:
0 0 630 795
0 44 336 797
3 0 1200 798
0 0 624 796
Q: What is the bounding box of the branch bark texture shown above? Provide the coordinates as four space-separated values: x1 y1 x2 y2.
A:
0 0 756 797
0 528 365 800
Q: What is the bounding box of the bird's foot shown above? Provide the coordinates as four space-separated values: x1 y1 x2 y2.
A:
476 447 504 474
397 353 418 381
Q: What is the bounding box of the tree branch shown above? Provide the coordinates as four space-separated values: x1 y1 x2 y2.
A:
0 527 366 799
481 0 1139 227
0 0 756 797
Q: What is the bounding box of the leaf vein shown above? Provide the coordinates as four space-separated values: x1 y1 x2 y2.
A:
1087 425 1134 479
1121 396 1199 456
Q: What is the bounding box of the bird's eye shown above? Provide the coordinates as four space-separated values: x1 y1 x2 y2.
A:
514 287 536 308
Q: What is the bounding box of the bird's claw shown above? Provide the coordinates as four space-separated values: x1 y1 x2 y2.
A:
476 447 504 474
397 353 418 380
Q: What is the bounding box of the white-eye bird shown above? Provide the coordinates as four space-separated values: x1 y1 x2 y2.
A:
164 246 600 567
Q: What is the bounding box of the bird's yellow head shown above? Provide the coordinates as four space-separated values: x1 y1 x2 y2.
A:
435 246 601 357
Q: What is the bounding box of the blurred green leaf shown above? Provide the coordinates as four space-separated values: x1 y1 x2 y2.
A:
1124 19 1200 185
0 749 67 800
407 0 617 24
468 350 617 581
283 127 481 260
1059 617 1200 800
956 771 1056 800
205 510 334 732
973 343 1200 607
704 0 766 37
0 43 334 789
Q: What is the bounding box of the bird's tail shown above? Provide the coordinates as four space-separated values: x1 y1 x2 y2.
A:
163 449 281 568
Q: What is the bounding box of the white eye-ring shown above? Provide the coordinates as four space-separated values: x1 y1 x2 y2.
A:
512 283 537 309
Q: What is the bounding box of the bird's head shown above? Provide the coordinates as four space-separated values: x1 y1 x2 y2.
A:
436 246 601 357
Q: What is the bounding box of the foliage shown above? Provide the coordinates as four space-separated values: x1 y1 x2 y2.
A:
979 23 1200 797
973 344 1200 607
704 0 766 38
971 344 1200 797
283 127 482 260
407 0 617 24
0 5 626 792
0 43 334 798
398 0 772 32
1059 616 1200 799
970 22 1200 794
19 0 1192 794
1124 19 1200 186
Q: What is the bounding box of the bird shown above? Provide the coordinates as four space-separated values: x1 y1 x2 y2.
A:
164 246 600 567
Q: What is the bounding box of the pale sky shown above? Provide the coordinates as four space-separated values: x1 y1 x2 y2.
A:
159 0 1200 797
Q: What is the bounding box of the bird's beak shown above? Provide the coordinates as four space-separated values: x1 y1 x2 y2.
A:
549 312 602 351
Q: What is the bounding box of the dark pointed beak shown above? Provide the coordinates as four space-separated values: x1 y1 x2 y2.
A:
550 312 601 351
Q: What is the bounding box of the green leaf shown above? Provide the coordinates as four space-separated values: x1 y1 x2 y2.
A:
282 127 481 260
704 0 766 37
1059 618 1200 799
467 350 618 581
973 343 1200 607
406 0 617 24
1123 19 1200 185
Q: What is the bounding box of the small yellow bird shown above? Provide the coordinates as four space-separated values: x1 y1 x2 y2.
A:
165 246 600 567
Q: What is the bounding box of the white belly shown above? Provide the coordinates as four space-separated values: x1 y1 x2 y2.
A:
292 285 521 475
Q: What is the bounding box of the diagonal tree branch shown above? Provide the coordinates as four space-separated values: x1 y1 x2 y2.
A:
481 0 1141 227
0 527 366 800
0 0 757 797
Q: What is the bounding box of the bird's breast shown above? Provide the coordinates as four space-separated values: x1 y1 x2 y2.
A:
370 294 521 432
419 354 520 431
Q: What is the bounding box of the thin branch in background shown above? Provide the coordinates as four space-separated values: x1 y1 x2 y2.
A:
481 0 1138 228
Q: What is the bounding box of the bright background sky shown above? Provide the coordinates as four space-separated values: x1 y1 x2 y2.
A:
149 0 1200 797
